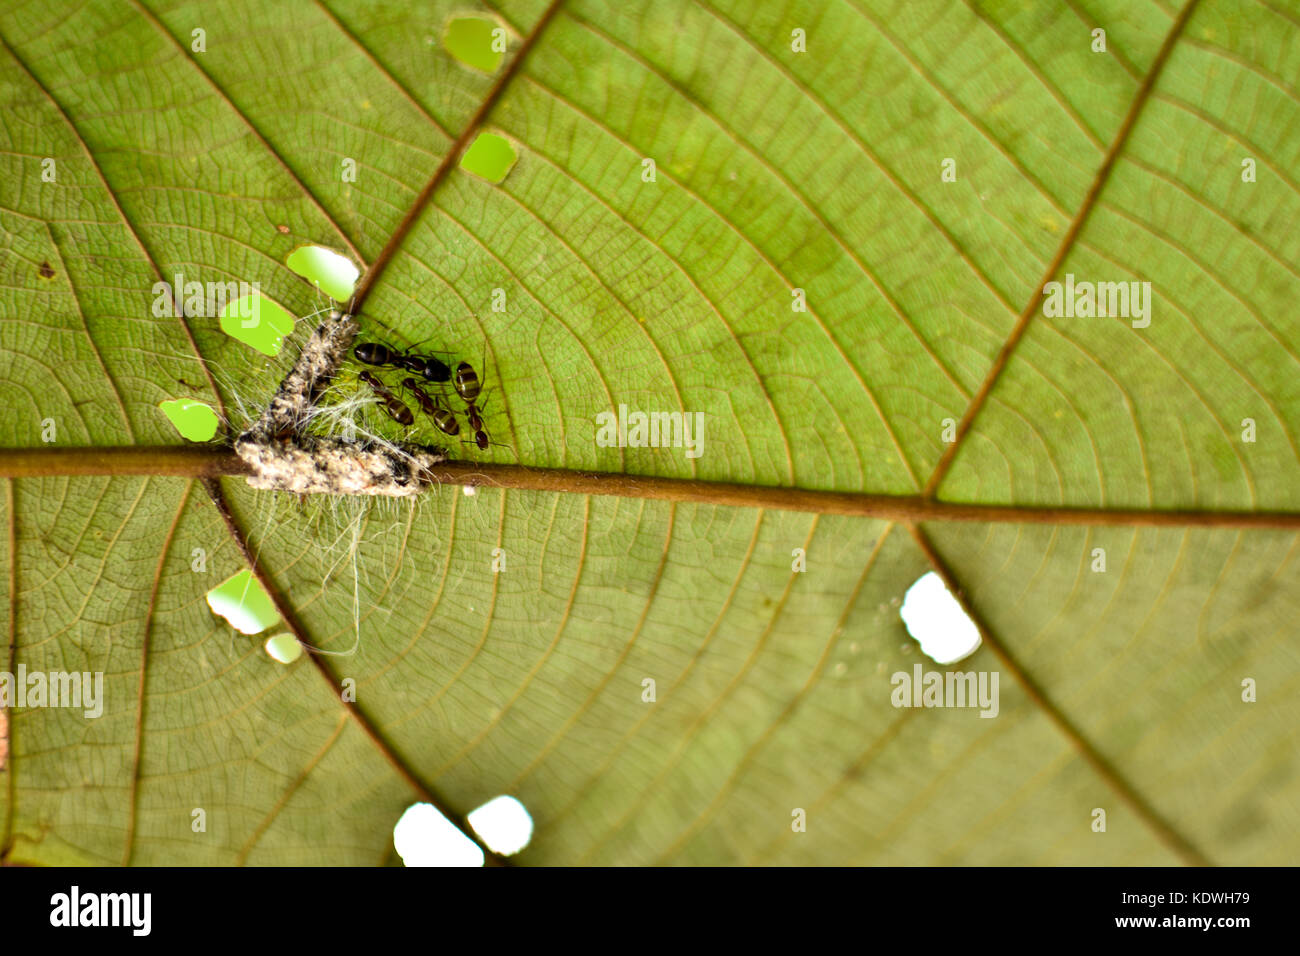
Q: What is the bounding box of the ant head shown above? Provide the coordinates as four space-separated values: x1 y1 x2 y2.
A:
463 430 510 452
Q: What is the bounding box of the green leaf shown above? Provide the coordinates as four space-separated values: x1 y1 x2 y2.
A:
0 0 1296 867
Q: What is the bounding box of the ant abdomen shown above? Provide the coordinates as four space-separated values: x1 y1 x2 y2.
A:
453 361 481 403
359 370 414 426
401 377 460 436
354 342 394 367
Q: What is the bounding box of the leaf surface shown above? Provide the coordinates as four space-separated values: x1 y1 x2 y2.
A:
0 0 1296 865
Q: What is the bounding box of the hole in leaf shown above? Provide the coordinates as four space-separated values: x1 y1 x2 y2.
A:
459 132 517 184
219 292 296 357
205 569 280 635
393 803 484 867
285 245 359 302
467 795 532 856
443 16 504 73
159 399 219 442
899 571 981 664
263 632 303 664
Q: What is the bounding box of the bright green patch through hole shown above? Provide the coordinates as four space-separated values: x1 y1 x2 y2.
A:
219 293 295 357
286 245 359 302
264 633 303 664
460 133 517 184
443 16 504 72
206 569 280 635
159 399 219 442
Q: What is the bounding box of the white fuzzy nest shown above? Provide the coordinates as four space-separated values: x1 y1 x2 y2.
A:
234 310 446 496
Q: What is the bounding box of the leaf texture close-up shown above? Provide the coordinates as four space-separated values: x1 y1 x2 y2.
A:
0 0 1297 869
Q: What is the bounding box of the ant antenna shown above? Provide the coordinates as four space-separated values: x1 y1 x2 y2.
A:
462 433 511 452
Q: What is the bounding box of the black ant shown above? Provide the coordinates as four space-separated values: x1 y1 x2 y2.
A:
460 395 509 452
354 342 452 383
358 370 414 426
451 358 508 452
401 378 460 436
452 359 496 449
466 399 485 434
464 398 504 451
465 414 489 450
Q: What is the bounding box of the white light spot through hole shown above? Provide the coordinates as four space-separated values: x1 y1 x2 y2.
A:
899 572 981 664
468 795 533 855
393 804 484 867
393 796 533 866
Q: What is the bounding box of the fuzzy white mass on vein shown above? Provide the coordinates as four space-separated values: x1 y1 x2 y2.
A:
235 310 446 497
